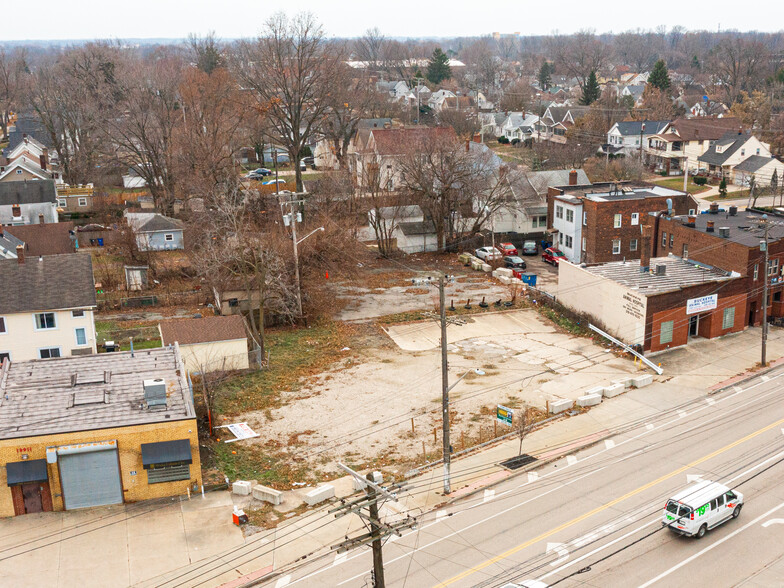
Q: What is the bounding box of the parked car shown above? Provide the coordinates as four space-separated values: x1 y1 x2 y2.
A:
542 248 566 265
475 246 502 261
521 240 538 256
246 168 272 178
262 179 287 186
496 242 518 256
504 256 526 269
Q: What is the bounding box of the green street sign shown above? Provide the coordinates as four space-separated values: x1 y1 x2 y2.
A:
497 405 513 426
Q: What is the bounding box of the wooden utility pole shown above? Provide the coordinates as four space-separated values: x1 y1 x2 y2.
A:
762 217 770 367
439 274 451 495
367 476 385 588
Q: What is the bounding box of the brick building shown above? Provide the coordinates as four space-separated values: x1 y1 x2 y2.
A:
0 346 200 516
651 206 784 327
547 183 698 264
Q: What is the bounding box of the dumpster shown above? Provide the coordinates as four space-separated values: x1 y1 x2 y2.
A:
519 273 537 286
97 238 104 246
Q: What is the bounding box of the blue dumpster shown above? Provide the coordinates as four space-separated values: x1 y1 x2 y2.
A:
520 273 537 287
97 238 104 246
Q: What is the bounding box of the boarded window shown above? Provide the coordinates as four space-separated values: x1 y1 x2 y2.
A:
723 307 735 329
147 464 190 484
660 321 674 344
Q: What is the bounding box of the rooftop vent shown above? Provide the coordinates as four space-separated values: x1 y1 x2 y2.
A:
729 206 738 216
718 227 730 238
143 378 167 409
655 264 667 276
706 220 715 232
684 215 696 227
70 390 109 407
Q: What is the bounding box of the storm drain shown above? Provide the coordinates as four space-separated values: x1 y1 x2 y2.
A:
500 454 537 471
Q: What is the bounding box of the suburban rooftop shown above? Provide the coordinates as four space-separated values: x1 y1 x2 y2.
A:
578 254 736 296
670 208 784 247
0 346 195 440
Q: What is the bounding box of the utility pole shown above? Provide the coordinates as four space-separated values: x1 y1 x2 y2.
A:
439 274 451 495
330 464 416 588
762 216 770 367
639 122 645 164
280 194 319 320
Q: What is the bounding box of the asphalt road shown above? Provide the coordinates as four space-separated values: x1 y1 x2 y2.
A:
259 365 784 588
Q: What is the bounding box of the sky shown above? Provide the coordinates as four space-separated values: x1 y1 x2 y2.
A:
7 0 784 41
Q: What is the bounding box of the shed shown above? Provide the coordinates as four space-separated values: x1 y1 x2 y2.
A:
159 315 249 373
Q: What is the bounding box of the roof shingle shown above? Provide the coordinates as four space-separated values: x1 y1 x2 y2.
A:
159 315 247 346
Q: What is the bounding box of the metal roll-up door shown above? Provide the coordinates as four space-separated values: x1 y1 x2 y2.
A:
59 449 123 510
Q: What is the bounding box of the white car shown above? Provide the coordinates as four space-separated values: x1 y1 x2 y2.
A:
475 247 502 261
662 480 743 538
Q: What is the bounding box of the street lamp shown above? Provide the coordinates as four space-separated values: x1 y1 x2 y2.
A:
442 367 484 495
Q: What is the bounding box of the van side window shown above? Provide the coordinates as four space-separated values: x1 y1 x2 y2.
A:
716 495 725 507
710 499 718 510
726 491 737 501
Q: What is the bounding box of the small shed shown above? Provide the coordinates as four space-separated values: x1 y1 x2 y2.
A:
159 315 249 373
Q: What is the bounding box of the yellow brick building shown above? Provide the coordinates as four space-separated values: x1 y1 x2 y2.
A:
0 346 201 517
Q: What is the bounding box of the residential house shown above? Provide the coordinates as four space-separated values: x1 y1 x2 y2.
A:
427 89 457 112
688 100 729 119
501 112 540 142
0 158 54 183
620 72 649 86
546 183 697 264
314 118 393 170
468 90 493 110
159 315 250 373
605 120 671 157
0 180 59 225
0 346 200 516
362 204 437 253
697 130 771 179
55 184 96 213
479 112 508 139
732 155 784 188
0 221 76 260
644 117 741 175
621 84 646 106
0 253 97 363
536 106 590 144
122 166 148 189
124 212 185 251
0 135 60 183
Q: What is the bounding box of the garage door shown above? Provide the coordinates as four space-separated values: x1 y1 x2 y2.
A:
59 448 123 510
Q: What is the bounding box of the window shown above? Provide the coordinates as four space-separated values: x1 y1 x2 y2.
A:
683 244 689 259
556 205 564 219
768 259 779 277
538 215 547 227
612 239 621 255
0 352 9 364
630 239 638 251
565 235 573 248
660 321 674 344
670 234 674 248
582 237 586 252
775 291 782 302
34 312 56 330
614 214 622 228
147 463 191 484
583 211 587 226
0 317 5 334
689 209 695 215
164 233 174 242
559 233 563 245
662 232 667 247
722 307 735 329
75 327 87 346
754 264 759 280
39 347 61 359
72 310 84 318
15 169 22 175
631 213 639 226
566 209 574 223
58 199 67 207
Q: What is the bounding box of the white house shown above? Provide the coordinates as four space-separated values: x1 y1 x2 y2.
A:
502 112 540 141
159 315 250 373
697 131 772 178
427 89 456 111
621 84 646 106
731 155 784 187
605 120 670 157
0 253 97 363
551 194 583 264
479 112 507 138
0 180 59 225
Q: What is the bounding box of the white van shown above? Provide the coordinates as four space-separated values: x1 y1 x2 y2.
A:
662 480 743 538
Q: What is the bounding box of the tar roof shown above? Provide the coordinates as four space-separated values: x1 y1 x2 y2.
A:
580 255 735 296
673 209 784 247
582 185 686 202
0 179 57 206
0 253 96 314
160 315 247 346
0 346 195 440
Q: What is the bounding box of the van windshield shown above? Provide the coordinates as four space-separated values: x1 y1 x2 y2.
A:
666 500 691 517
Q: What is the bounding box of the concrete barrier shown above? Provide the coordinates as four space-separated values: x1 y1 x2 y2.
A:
499 276 511 285
603 383 626 398
252 484 283 505
614 378 634 390
632 374 654 388
482 263 492 272
305 484 335 506
232 480 253 496
471 261 484 271
548 398 574 414
585 386 606 396
577 393 602 407
497 268 513 278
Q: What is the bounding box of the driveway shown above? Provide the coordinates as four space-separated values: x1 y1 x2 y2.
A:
0 491 242 588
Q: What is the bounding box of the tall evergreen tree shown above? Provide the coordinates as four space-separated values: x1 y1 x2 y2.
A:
580 70 600 105
649 60 671 92
426 48 452 85
538 61 552 91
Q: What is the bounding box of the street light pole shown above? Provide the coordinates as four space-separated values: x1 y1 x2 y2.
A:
762 216 770 367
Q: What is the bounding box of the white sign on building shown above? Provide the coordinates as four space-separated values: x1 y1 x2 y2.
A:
686 294 718 315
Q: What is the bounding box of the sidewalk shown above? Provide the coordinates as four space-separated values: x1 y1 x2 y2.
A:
148 326 784 587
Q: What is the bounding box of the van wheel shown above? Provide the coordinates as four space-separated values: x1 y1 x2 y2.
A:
696 524 707 539
732 505 742 518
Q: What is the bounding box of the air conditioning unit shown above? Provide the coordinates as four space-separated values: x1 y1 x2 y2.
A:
143 378 167 408
655 264 667 276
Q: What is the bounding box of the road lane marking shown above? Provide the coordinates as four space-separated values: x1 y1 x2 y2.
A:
762 518 784 527
734 385 743 393
761 375 770 382
274 575 291 588
706 398 715 406
528 472 539 483
605 440 616 450
678 410 688 418
436 510 447 522
566 455 578 466
546 542 569 566
646 423 654 430
333 552 347 566
483 489 495 503
638 501 784 588
437 416 784 587
686 474 705 483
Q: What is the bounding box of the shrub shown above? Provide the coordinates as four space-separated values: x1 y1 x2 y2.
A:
693 176 708 186
511 138 520 145
497 136 509 144
659 171 668 177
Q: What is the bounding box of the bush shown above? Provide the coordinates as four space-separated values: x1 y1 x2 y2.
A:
659 171 668 177
497 136 509 144
510 138 520 145
693 176 708 186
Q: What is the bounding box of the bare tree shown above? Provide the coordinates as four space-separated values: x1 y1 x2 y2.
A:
353 27 387 66
0 48 26 141
516 405 533 456
548 31 608 92
436 108 478 141
614 31 657 72
709 36 771 105
236 13 341 192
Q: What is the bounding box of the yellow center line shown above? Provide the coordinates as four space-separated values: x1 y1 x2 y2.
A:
436 416 784 587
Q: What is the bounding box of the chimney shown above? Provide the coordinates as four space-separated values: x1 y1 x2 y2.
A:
11 204 21 218
569 169 578 185
16 245 24 264
640 224 652 273
729 206 738 216
473 132 482 143
38 214 45 225
709 202 719 214
685 215 697 227
706 220 715 232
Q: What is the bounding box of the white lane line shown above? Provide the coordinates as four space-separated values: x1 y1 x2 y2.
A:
678 410 688 418
546 542 570 566
274 575 292 588
646 423 655 431
762 519 784 527
483 489 495 503
734 385 744 393
333 552 347 566
528 471 539 483
706 398 716 406
638 501 784 588
605 440 616 450
761 375 770 382
566 455 578 466
436 510 447 522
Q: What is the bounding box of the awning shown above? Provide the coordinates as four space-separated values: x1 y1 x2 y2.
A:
141 439 192 469
6 459 48 486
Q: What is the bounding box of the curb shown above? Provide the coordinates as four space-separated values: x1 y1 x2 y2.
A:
709 355 784 394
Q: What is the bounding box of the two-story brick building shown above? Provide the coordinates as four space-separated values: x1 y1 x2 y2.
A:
651 206 784 327
547 183 698 264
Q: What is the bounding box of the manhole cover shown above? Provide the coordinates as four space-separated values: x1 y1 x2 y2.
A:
500 454 538 471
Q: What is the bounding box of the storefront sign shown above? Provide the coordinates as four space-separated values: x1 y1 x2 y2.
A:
687 294 717 315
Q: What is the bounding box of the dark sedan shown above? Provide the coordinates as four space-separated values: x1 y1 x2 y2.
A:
504 256 527 269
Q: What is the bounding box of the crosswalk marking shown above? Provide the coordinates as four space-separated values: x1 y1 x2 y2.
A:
605 439 615 450
567 455 578 466
483 489 495 503
528 471 539 483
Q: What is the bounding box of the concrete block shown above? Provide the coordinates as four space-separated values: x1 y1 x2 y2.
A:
496 268 513 278
585 386 606 396
252 484 283 505
458 254 471 265
304 484 335 506
548 398 574 414
232 480 252 496
481 263 492 272
614 378 634 390
603 383 625 398
499 276 511 285
632 374 654 388
471 261 483 271
577 393 602 407
510 278 523 285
